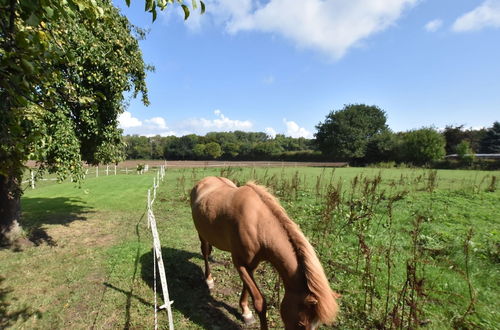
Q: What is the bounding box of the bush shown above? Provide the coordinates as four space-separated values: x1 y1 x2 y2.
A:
400 128 446 165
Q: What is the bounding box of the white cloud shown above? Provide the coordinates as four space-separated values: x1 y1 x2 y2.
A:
118 111 142 128
181 109 253 134
424 19 443 32
201 0 418 59
265 127 277 138
119 112 174 136
144 117 167 130
452 0 500 32
283 119 313 138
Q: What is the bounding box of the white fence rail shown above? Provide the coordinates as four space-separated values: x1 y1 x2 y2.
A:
22 164 157 189
146 166 173 330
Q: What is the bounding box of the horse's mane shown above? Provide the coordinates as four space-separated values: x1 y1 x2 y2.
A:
245 182 339 324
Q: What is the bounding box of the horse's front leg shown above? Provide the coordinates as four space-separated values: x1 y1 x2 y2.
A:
199 236 214 289
235 264 268 330
240 283 256 325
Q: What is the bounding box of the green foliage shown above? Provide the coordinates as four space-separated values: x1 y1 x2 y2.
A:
364 129 398 163
456 140 475 166
400 128 446 165
443 125 487 154
138 0 205 22
315 104 389 161
0 0 150 185
204 142 222 159
193 143 206 158
122 131 317 161
480 121 500 153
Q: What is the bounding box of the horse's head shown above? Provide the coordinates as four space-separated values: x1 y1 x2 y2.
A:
281 290 340 330
280 292 320 330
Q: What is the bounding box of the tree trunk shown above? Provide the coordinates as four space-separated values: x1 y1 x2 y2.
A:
0 173 22 246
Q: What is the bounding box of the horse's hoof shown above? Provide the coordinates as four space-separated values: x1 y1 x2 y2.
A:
206 278 214 290
243 312 255 325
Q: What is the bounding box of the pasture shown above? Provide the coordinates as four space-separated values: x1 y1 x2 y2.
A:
1 166 499 329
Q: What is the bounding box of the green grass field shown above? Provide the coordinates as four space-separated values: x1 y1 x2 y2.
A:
1 167 499 329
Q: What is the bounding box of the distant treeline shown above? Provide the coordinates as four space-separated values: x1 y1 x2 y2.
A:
123 105 500 168
123 131 323 161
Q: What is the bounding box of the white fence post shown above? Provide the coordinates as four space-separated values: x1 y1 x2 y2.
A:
30 170 35 189
147 189 151 228
106 165 109 176
114 165 117 175
96 166 99 177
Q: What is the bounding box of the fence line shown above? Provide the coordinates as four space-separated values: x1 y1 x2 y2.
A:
146 166 173 330
22 165 155 189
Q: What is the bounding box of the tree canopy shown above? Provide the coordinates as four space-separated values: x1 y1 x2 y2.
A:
314 104 389 161
480 121 500 154
400 128 446 165
1 0 199 244
123 131 319 161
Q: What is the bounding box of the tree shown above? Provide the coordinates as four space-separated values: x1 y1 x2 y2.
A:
193 143 206 159
480 121 500 153
364 130 398 164
315 104 389 161
443 125 468 154
401 128 446 165
204 142 222 159
0 0 206 244
456 140 475 166
124 135 151 159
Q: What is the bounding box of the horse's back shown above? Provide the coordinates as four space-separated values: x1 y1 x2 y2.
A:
190 177 269 254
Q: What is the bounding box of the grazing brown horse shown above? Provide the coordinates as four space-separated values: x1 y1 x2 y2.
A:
190 176 339 330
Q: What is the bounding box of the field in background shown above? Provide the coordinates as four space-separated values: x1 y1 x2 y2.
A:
2 166 499 328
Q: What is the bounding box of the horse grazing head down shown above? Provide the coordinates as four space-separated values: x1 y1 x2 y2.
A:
281 290 340 329
191 176 340 329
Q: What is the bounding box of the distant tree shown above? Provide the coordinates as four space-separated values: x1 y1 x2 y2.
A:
443 125 468 154
124 135 151 159
193 144 207 159
204 142 223 159
364 130 398 163
223 142 240 158
401 128 446 165
456 140 475 166
150 135 166 159
315 104 389 161
480 121 500 153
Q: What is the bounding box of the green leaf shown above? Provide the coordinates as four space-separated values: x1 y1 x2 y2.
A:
125 0 131 6
200 1 205 14
26 13 41 27
20 59 34 74
181 4 190 20
44 6 54 18
191 0 197 10
145 0 153 11
152 7 157 21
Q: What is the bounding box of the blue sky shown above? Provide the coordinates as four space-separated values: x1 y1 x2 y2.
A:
115 0 500 138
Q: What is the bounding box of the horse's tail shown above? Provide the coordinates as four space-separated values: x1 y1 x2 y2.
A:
246 182 339 324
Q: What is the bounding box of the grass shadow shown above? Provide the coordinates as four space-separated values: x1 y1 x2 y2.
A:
20 197 91 246
140 247 243 329
0 276 41 327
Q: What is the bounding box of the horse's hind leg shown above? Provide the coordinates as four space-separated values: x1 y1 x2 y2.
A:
199 235 214 289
